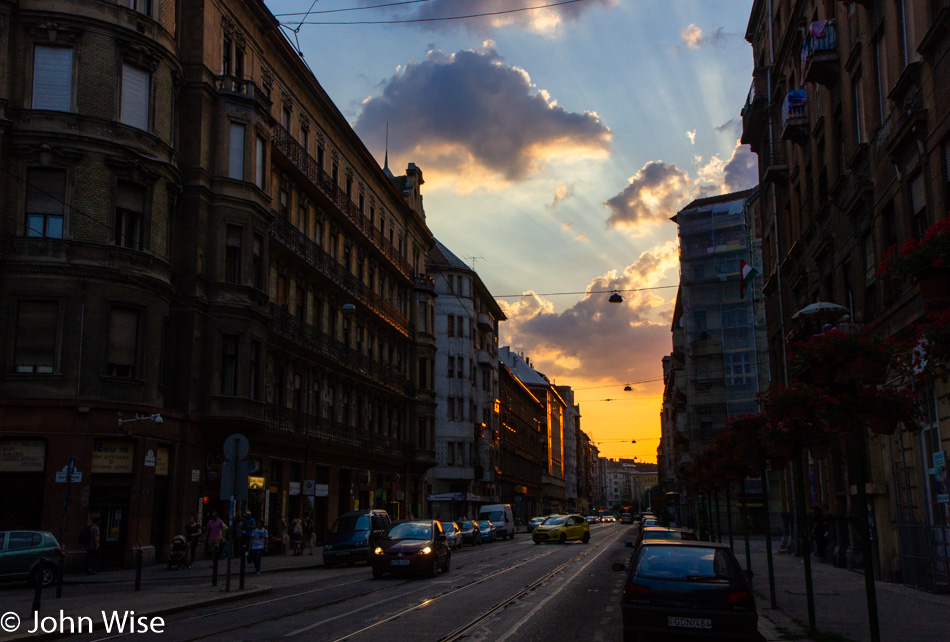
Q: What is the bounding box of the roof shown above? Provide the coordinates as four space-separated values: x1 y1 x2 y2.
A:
671 187 757 222
428 238 472 271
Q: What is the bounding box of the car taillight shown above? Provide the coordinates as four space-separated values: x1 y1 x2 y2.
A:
728 590 753 607
623 582 650 601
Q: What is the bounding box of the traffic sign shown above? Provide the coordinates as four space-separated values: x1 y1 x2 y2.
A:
223 434 249 461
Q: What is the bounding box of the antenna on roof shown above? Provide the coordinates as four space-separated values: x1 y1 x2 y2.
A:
463 255 484 269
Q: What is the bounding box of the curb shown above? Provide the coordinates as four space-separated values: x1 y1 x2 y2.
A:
0 586 272 642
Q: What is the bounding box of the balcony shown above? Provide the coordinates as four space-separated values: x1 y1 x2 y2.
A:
215 75 271 111
266 404 414 461
740 66 770 146
268 303 411 395
271 126 413 279
760 137 788 184
476 312 494 332
802 22 838 87
270 215 409 335
781 90 809 142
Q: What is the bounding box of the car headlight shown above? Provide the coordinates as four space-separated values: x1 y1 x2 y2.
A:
420 546 432 555
373 547 384 555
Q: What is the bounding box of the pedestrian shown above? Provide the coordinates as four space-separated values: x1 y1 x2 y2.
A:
85 516 101 575
290 517 303 555
204 511 225 561
185 514 202 568
812 504 827 558
242 511 256 554
249 521 269 574
303 514 314 555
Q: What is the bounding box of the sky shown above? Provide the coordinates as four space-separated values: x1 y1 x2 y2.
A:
264 0 758 462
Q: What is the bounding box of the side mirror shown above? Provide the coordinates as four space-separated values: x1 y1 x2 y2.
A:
612 562 627 572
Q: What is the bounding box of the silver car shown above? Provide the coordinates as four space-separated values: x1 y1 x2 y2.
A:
0 530 64 587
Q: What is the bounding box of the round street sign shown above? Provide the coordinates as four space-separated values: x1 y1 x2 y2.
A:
223 433 249 461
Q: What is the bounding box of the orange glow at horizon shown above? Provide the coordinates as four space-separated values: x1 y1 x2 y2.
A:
573 382 663 464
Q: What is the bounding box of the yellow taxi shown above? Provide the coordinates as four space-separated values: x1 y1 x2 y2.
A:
532 514 591 544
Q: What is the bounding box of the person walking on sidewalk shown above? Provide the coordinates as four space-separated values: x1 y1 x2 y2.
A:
303 515 314 555
290 517 303 555
249 522 269 574
185 514 202 568
205 511 225 561
85 517 101 575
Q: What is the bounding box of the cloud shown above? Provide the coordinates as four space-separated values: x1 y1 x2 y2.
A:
686 130 696 145
603 141 758 231
680 24 732 49
715 117 740 135
550 183 575 208
499 242 679 383
397 0 619 37
354 43 612 187
603 161 692 229
680 24 703 49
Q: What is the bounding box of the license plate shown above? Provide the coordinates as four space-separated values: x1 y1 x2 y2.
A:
668 617 712 629
390 559 410 566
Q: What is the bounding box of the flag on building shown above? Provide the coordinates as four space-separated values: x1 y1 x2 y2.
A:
740 260 758 298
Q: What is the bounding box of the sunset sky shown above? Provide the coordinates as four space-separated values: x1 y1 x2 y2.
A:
265 0 758 462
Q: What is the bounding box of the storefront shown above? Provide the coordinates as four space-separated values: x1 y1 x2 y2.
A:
0 438 47 529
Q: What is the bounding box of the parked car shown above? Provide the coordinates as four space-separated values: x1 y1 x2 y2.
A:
439 521 462 550
371 519 451 579
0 530 63 587
528 516 546 531
478 504 515 539
457 521 482 546
532 514 591 544
322 509 391 568
475 520 497 542
613 541 758 640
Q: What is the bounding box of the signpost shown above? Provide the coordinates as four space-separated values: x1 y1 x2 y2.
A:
57 457 78 599
220 434 249 593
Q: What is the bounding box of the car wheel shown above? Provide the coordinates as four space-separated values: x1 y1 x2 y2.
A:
582 532 590 543
32 564 57 588
441 552 451 573
534 539 540 545
559 533 567 544
426 556 438 578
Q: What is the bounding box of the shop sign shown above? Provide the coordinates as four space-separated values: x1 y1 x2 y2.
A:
155 447 169 476
92 440 133 474
302 479 315 496
314 483 328 497
289 482 301 496
144 450 156 467
0 439 46 472
935 452 948 504
248 476 265 490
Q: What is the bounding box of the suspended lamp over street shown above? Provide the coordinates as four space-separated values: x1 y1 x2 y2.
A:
608 291 623 303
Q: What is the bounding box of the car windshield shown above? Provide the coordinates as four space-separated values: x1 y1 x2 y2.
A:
458 521 474 529
388 522 432 540
634 546 742 581
330 514 370 533
481 511 504 521
475 520 492 529
542 516 567 526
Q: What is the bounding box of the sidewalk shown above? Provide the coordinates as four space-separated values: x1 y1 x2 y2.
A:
0 548 326 641
733 536 949 642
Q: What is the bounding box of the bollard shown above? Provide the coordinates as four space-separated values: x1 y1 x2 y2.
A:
32 580 43 615
56 555 65 599
212 552 219 587
239 546 246 590
135 549 143 592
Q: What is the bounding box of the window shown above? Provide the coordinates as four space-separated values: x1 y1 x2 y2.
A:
223 36 232 75
225 225 242 284
120 0 150 15
252 234 264 290
447 356 455 378
255 136 266 190
221 334 239 395
106 307 139 378
863 233 876 282
282 106 292 132
279 184 290 219
229 123 245 180
249 339 261 400
115 182 145 250
295 286 305 320
909 172 928 239
317 143 325 170
25 168 66 238
120 64 150 131
32 46 72 111
15 301 58 373
897 0 910 68
853 70 866 145
873 37 887 126
314 220 323 247
457 357 464 379
447 314 455 337
457 316 464 338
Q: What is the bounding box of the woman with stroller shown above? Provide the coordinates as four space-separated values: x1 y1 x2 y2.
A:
185 514 202 568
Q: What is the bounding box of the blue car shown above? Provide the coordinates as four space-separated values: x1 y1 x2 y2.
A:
322 510 391 567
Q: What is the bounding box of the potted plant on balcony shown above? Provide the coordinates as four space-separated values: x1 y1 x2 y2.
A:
789 326 896 385
877 217 950 310
909 309 950 376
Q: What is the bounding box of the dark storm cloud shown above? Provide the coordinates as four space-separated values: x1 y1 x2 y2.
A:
723 144 758 192
354 46 612 181
603 161 691 228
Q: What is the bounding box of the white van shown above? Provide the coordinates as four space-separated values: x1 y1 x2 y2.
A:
478 504 515 539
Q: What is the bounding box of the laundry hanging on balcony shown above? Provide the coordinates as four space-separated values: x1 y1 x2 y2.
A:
809 20 829 39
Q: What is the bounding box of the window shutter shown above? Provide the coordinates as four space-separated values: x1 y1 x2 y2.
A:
33 47 72 111
229 123 245 180
15 301 58 371
108 308 139 367
910 173 926 214
120 64 150 130
256 137 266 189
26 169 66 215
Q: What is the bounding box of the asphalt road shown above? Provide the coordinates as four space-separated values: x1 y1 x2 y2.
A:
56 522 632 641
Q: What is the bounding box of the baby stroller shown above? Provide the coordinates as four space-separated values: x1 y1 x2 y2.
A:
168 534 189 570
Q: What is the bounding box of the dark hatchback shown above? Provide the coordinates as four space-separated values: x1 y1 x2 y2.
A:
322 509 391 567
614 540 758 641
371 519 451 578
456 521 481 545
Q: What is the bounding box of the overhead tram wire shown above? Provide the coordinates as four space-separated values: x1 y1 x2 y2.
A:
273 0 438 17
277 0 588 27
493 285 678 299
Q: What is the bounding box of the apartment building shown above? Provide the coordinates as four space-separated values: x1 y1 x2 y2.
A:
0 0 437 567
